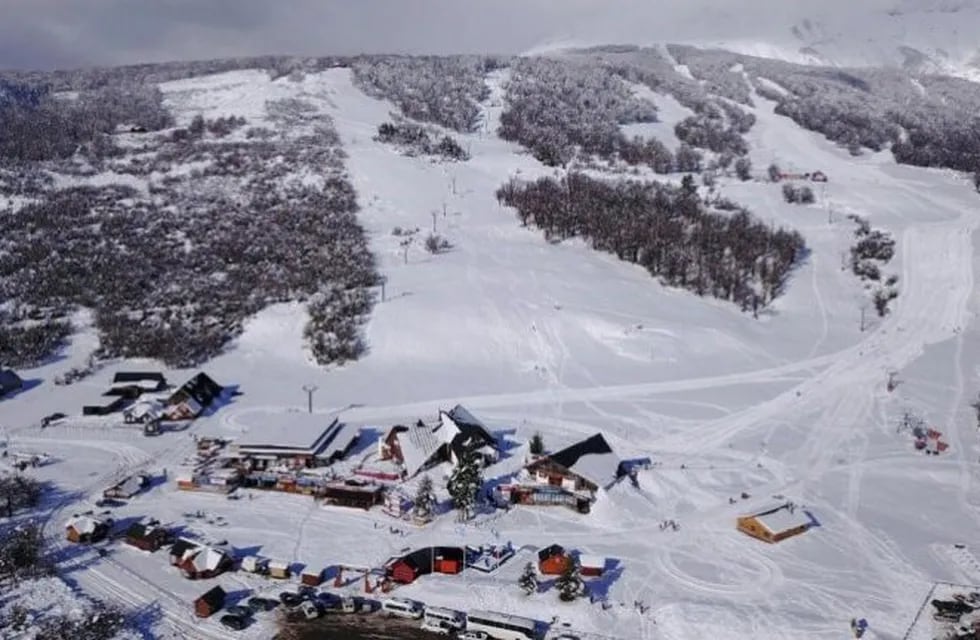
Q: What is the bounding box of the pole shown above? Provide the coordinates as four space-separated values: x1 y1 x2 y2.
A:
380 276 387 302
302 385 318 413
860 306 866 333
431 211 437 233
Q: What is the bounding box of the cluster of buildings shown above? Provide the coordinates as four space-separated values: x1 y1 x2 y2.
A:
82 371 224 434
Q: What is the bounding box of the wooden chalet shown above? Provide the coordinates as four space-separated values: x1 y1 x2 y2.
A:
124 522 172 552
537 544 571 575
319 479 385 510
301 567 324 586
194 586 225 618
378 405 497 478
0 369 23 397
103 474 150 499
65 516 111 544
578 555 607 577
268 560 291 579
165 372 223 420
736 502 815 543
179 545 233 580
509 433 624 513
169 538 200 566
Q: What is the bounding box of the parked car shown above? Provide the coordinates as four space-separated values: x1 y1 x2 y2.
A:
94 498 125 508
420 619 452 635
41 413 66 428
279 592 303 608
247 597 279 613
225 605 251 618
457 632 489 640
297 585 317 598
219 615 249 631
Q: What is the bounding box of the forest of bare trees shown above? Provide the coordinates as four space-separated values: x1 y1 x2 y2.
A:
496 173 806 312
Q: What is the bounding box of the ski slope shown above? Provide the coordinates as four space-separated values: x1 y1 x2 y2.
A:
2 61 980 640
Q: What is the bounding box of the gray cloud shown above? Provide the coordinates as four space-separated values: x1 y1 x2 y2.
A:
0 0 958 71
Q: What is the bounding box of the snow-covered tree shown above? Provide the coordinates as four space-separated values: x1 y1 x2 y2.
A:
734 157 752 181
518 561 538 595
767 163 782 182
447 449 483 521
413 474 436 521
0 523 44 581
556 562 585 602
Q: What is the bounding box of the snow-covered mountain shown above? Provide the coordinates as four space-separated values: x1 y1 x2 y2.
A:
525 0 980 79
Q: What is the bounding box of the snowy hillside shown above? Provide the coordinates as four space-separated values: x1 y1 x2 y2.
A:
2 44 980 640
524 0 980 80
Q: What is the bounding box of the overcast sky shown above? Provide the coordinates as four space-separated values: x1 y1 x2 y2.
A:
0 0 929 71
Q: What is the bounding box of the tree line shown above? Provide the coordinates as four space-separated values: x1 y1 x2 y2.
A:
496 173 806 312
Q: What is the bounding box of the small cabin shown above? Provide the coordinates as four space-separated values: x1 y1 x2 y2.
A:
301 567 324 586
268 560 291 579
241 555 269 574
124 522 172 552
538 544 572 575
66 516 111 544
169 538 200 566
578 555 606 577
194 586 225 618
737 502 815 543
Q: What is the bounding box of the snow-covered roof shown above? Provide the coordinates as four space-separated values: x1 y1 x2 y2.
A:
543 433 623 489
390 407 495 477
268 560 289 570
232 409 342 453
173 396 202 414
111 380 162 392
746 503 812 534
578 554 606 569
188 546 229 572
394 421 450 478
66 516 104 535
126 401 161 418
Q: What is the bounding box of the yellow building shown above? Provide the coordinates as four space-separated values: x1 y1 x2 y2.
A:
737 503 813 543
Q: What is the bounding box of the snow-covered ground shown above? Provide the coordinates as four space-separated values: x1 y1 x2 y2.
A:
3 61 980 640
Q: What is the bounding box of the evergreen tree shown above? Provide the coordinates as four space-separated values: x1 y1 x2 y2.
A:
447 449 482 521
734 157 752 181
413 474 436 521
556 561 584 602
767 163 782 182
529 432 545 455
518 561 538 595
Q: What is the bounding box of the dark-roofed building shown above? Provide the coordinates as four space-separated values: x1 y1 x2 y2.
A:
166 373 223 420
378 405 497 478
125 521 173 552
194 586 225 618
107 371 168 398
503 433 625 513
0 369 23 397
169 538 200 566
82 395 129 416
386 546 465 584
537 544 572 575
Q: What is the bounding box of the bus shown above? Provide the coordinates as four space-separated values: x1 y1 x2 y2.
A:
423 606 465 630
465 609 537 640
